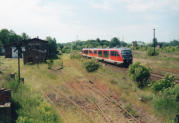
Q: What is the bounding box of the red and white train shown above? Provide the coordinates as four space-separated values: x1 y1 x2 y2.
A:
81 48 133 67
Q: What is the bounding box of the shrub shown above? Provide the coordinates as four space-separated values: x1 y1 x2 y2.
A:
47 60 54 69
152 75 175 92
3 80 61 123
153 85 179 119
128 62 150 88
84 60 100 72
147 47 159 56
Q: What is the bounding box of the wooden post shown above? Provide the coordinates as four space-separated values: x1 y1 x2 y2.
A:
18 47 21 83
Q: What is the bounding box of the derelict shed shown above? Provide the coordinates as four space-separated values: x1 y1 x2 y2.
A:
23 38 48 64
4 38 49 64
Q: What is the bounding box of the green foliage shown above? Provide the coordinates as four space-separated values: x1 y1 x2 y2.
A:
147 47 159 56
160 46 177 53
3 79 19 91
128 62 150 88
3 80 61 123
84 60 100 72
46 36 58 59
152 75 175 92
110 37 120 48
153 85 179 119
47 60 54 69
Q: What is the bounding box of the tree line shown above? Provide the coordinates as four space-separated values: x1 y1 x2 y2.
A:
0 28 179 55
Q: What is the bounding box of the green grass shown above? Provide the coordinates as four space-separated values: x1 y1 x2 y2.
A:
3 80 61 123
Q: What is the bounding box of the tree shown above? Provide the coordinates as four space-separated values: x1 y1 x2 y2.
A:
0 29 10 44
46 36 58 59
110 37 120 48
21 32 30 40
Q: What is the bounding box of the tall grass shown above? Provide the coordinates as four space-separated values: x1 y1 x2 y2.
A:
3 80 61 123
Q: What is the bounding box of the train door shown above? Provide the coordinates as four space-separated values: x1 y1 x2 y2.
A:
110 50 120 61
103 50 109 59
98 50 103 58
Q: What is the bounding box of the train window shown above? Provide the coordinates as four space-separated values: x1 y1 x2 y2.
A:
94 50 97 54
84 50 88 54
110 51 115 56
98 51 102 57
89 50 92 54
110 51 119 56
115 52 119 56
103 51 109 58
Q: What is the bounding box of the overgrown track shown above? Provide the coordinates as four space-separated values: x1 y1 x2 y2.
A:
86 80 141 123
45 82 142 123
68 80 142 123
102 62 179 84
45 88 94 123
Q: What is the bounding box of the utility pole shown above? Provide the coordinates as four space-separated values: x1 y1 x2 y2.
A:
153 28 156 55
17 46 21 83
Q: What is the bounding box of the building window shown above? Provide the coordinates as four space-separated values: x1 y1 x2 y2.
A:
103 51 109 58
98 51 102 57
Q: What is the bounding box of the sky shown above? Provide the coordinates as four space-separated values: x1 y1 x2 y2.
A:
0 0 179 43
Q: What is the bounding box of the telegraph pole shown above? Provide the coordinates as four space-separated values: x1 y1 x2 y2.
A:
17 46 21 83
153 28 156 55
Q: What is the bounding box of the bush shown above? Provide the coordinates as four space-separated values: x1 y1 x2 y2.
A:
47 60 54 69
84 60 100 72
153 85 179 119
128 62 150 88
147 47 159 56
152 75 175 92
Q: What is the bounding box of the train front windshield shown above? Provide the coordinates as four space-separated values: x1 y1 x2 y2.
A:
121 50 132 59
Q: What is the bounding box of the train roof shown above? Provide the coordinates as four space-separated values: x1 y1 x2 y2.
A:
82 47 131 51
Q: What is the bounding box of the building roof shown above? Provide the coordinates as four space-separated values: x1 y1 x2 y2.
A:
4 38 48 48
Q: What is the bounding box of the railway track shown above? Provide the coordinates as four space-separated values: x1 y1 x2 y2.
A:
45 87 94 123
68 79 141 123
67 82 113 123
86 80 141 123
102 62 179 84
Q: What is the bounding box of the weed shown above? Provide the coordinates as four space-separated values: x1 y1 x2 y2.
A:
139 94 153 102
47 60 54 69
125 104 137 117
3 80 61 123
110 79 118 84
